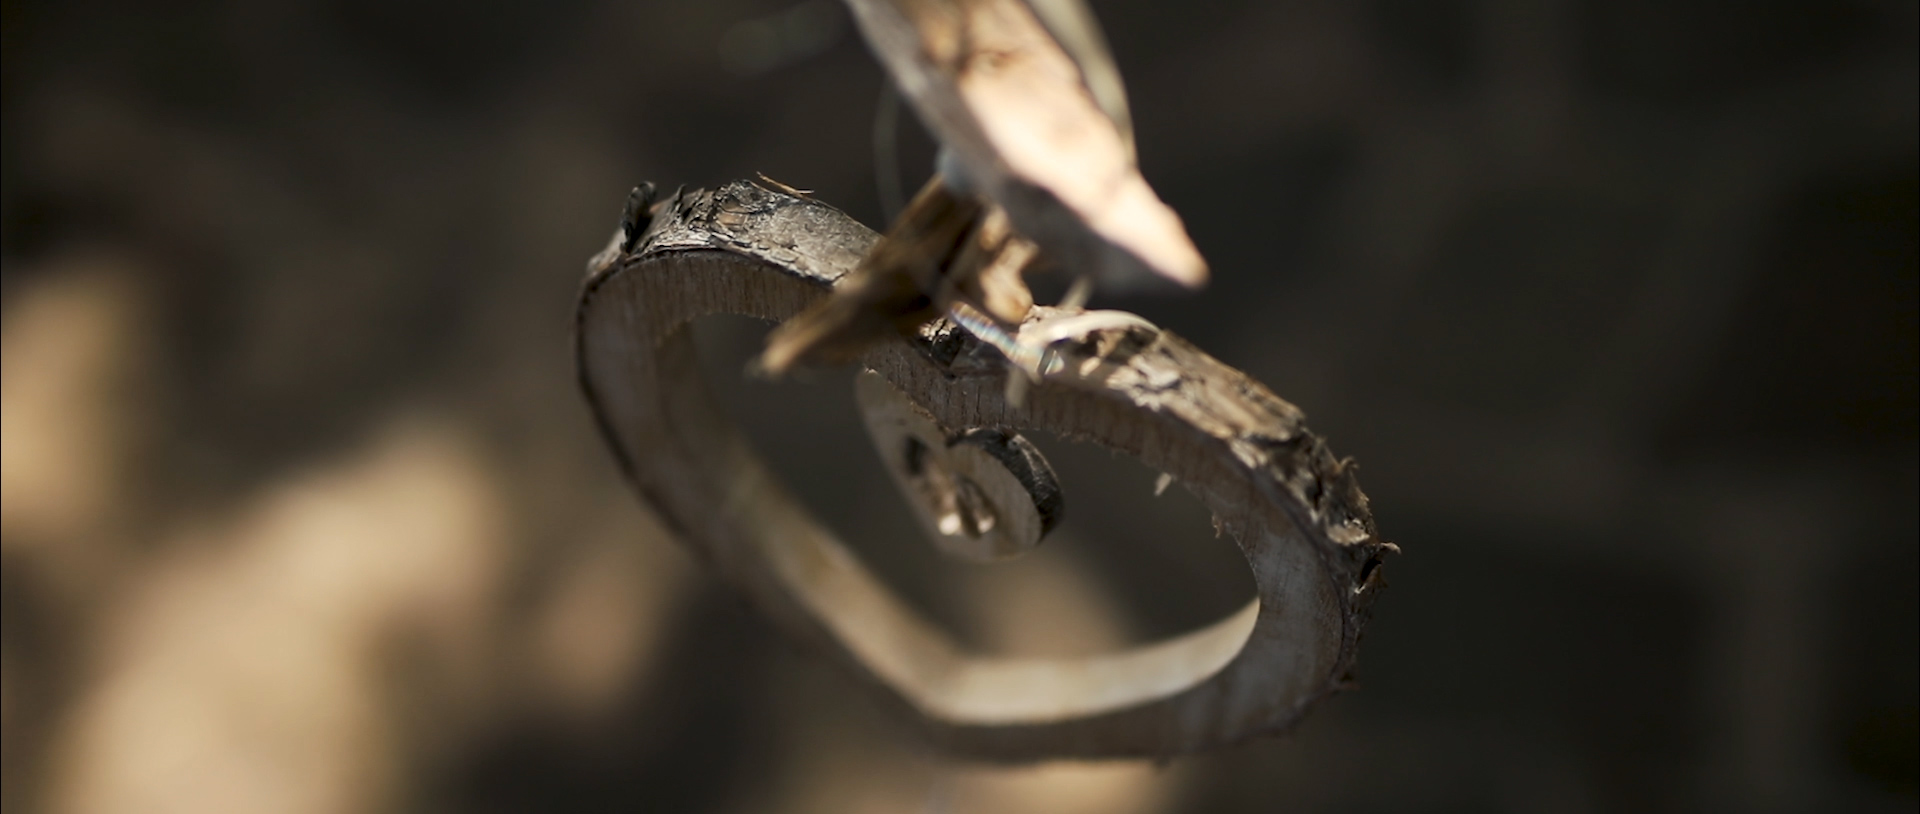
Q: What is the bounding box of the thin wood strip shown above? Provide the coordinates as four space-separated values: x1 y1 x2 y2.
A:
575 180 1394 760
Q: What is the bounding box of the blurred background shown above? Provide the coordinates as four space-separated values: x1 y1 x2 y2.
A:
2 0 1914 811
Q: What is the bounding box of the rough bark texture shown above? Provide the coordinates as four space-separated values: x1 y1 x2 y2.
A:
576 180 1396 761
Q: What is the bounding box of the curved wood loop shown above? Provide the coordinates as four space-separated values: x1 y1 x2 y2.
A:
576 180 1394 760
855 370 1063 562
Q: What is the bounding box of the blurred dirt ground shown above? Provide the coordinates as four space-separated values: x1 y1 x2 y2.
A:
2 1 1915 812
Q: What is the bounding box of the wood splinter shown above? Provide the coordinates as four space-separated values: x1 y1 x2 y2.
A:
762 0 1208 377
